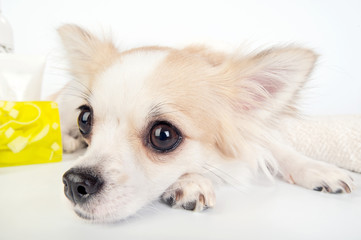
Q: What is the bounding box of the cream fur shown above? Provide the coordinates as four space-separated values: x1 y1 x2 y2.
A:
56 24 359 223
282 115 361 172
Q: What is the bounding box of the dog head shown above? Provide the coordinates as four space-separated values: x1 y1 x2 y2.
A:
59 24 317 222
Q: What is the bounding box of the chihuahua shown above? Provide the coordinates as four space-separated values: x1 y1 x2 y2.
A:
56 24 359 223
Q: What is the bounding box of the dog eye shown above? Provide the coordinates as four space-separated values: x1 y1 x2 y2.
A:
149 122 182 152
78 105 92 137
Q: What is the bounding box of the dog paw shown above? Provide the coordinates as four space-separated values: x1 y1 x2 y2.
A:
161 173 216 211
62 132 86 153
287 163 354 194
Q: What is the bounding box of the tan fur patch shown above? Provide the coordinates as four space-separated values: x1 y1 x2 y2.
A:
121 46 172 56
144 45 317 160
145 48 243 158
182 45 227 66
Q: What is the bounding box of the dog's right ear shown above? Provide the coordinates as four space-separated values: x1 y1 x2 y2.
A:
57 24 119 83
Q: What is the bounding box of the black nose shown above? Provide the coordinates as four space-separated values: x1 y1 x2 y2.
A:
62 168 103 205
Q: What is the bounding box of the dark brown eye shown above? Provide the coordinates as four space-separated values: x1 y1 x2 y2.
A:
78 105 92 136
149 121 182 152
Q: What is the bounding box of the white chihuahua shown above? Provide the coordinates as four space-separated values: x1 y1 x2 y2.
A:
56 24 360 223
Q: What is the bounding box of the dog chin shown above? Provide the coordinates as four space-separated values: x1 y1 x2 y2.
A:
74 209 95 221
72 199 145 223
73 207 122 223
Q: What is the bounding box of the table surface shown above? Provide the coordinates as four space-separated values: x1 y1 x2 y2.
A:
1 151 361 240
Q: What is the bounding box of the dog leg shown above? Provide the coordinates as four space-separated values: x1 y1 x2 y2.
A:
271 142 354 193
161 173 216 211
281 116 361 173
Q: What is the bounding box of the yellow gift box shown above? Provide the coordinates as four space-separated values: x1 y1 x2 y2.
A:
0 101 62 167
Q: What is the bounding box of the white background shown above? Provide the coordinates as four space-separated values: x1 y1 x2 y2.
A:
1 1 361 240
3 0 361 115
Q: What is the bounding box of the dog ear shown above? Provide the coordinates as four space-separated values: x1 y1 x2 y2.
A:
207 47 317 159
223 47 317 116
57 24 119 83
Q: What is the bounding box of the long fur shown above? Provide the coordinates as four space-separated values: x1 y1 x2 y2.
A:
56 24 358 223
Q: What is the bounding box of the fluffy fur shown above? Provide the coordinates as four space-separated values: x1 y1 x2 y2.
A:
56 24 359 223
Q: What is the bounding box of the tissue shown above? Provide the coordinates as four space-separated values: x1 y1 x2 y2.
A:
0 54 62 167
0 101 62 166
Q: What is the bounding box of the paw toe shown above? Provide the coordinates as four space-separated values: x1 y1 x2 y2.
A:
163 189 183 207
313 178 353 194
165 196 175 206
182 201 197 211
339 180 352 193
313 186 323 192
334 189 343 194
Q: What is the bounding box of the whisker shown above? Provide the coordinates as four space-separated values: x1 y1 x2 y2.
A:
203 162 242 185
56 79 93 103
201 165 228 183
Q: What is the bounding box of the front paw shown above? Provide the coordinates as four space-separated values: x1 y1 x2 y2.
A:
62 132 86 153
161 173 216 211
287 164 354 194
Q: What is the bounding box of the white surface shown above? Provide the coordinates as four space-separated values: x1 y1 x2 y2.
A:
1 1 361 240
0 152 361 240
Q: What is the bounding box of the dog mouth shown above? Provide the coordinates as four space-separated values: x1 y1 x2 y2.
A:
73 205 128 223
74 208 97 221
74 209 93 220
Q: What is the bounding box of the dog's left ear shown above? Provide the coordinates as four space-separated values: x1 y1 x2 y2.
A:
223 47 317 116
207 47 317 158
57 24 119 83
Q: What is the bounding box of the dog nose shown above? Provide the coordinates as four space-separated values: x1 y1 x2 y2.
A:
62 168 103 204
